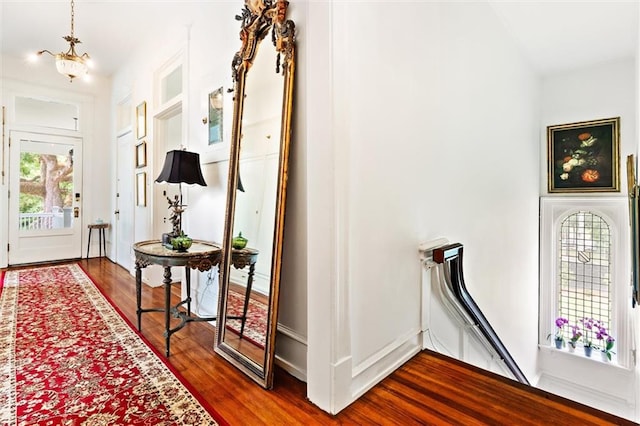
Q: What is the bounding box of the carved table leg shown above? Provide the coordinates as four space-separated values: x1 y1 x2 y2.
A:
240 263 256 337
163 266 172 357
185 266 192 317
136 264 142 331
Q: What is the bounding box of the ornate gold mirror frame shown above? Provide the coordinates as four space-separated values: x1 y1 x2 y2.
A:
215 0 295 388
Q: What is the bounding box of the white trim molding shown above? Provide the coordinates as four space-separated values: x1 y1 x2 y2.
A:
539 196 636 421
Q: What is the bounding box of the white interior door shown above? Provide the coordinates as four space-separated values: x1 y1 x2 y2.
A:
115 131 134 270
8 131 83 265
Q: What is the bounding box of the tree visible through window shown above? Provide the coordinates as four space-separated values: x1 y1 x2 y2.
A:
558 211 612 342
18 148 74 230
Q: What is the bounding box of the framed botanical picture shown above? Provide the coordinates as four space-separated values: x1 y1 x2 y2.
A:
547 117 620 193
135 141 147 168
208 86 224 145
136 101 147 140
136 172 146 206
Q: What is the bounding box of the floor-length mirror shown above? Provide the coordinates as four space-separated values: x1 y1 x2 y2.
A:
215 0 295 388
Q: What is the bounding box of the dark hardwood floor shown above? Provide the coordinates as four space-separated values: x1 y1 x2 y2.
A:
4 258 635 425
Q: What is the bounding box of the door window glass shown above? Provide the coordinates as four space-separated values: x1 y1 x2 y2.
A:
19 141 74 230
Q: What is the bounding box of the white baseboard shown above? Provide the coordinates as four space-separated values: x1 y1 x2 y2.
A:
272 324 423 416
275 323 308 382
275 354 306 382
538 372 637 422
350 328 422 404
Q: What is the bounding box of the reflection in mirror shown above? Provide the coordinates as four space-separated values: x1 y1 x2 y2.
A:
232 38 281 298
215 0 295 389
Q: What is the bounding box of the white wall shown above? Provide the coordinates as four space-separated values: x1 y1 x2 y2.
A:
540 58 637 196
307 1 541 413
109 2 238 286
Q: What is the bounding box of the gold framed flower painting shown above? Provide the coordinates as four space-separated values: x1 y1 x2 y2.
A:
547 117 620 193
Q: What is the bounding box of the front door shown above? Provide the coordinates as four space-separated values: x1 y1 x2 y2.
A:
8 131 83 265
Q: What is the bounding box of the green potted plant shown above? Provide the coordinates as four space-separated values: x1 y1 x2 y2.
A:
170 231 193 252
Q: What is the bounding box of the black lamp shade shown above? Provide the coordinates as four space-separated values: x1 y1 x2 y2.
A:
155 150 207 186
237 173 245 192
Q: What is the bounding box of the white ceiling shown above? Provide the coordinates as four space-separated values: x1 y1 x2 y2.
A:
0 1 224 77
489 1 638 75
0 1 638 79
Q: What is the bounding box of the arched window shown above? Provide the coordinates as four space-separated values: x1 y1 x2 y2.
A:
540 197 630 368
557 211 612 341
539 197 634 416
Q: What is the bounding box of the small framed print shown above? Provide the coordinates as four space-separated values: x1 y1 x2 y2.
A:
208 86 224 145
136 101 147 140
201 79 232 164
136 172 146 206
547 117 620 193
135 141 147 168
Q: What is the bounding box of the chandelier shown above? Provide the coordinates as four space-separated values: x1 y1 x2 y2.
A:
38 0 90 82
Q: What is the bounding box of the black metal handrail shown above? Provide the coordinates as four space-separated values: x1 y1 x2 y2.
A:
433 243 530 385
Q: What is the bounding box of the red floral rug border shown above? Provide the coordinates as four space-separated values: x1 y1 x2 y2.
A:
0 263 229 425
75 263 229 425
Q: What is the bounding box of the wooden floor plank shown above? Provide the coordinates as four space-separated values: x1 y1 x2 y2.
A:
2 258 634 425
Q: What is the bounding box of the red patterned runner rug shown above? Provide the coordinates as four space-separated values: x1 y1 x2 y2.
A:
0 263 227 425
225 289 268 348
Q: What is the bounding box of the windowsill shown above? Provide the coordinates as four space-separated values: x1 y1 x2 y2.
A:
537 344 635 407
538 344 628 371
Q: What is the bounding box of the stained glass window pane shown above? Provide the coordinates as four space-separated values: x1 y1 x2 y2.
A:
558 211 612 341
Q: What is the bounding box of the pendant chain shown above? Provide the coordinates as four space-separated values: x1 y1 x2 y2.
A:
70 0 75 38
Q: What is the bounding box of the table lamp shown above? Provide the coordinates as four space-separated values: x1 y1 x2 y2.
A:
155 149 207 245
